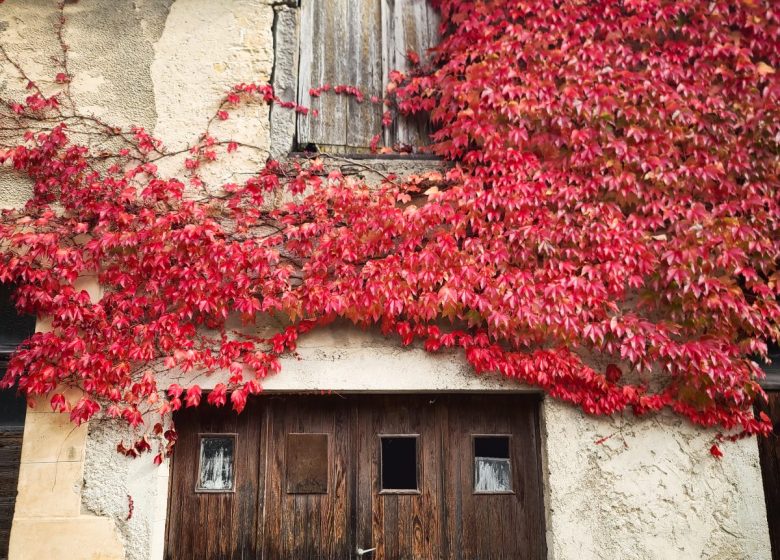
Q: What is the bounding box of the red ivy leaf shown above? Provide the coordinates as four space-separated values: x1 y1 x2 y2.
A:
185 386 202 408
207 383 227 407
710 444 724 459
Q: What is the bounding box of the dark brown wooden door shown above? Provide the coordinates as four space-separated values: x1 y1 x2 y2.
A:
262 397 354 559
354 396 445 559
0 395 24 560
165 402 264 560
0 284 36 560
165 394 545 560
442 396 546 560
758 392 780 560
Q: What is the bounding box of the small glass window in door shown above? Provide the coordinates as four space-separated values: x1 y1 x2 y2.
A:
473 435 512 493
197 434 236 492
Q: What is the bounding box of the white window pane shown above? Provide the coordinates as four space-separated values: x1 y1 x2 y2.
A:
474 457 511 492
198 436 235 491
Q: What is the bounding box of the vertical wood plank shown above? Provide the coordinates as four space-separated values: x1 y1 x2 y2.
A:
421 399 443 559
346 0 384 148
437 399 454 560
370 402 386 559
297 0 350 149
332 399 352 556
255 403 270 557
757 393 780 560
0 429 23 560
382 0 441 148
261 399 286 558
280 402 296 557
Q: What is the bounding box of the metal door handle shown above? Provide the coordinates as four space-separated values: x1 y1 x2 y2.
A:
357 547 377 556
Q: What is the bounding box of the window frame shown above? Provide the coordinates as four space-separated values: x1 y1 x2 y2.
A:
763 372 780 391
472 433 515 496
195 432 238 494
378 433 421 495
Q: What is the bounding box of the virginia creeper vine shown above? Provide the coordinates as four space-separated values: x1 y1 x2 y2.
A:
0 0 778 461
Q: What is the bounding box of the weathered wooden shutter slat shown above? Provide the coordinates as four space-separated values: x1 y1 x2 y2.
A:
346 0 384 149
298 0 439 153
297 0 350 149
381 0 440 148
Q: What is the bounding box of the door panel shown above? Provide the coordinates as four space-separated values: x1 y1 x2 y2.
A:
355 396 445 559
262 397 353 559
0 429 23 560
1 284 36 560
443 396 546 560
164 402 263 560
165 394 545 560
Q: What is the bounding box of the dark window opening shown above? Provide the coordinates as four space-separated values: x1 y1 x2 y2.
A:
474 435 512 493
757 340 780 389
0 283 34 428
286 433 329 494
0 388 26 428
474 436 510 459
380 436 418 492
197 435 236 492
0 283 36 355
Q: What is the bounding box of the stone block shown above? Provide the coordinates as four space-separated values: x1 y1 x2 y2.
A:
8 516 124 560
20 411 87 463
14 461 84 517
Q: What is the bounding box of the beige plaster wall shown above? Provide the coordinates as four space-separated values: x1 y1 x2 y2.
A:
0 1 773 560
543 401 771 560
9 397 125 560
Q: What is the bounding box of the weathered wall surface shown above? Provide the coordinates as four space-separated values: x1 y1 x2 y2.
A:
0 1 773 560
8 394 125 560
543 401 770 560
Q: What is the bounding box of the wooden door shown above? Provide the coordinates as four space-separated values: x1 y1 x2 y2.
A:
261 396 354 559
355 396 445 559
164 401 264 560
0 389 25 560
441 396 546 560
0 285 36 560
165 394 545 560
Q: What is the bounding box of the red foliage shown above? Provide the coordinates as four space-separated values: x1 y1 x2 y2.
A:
710 444 724 459
0 0 778 458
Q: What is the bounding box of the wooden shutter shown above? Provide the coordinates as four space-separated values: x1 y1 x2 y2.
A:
297 0 439 153
381 0 440 148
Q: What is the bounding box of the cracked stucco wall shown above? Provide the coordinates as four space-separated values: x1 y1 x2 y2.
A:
543 402 770 560
0 1 773 559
